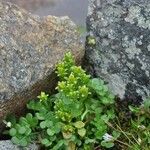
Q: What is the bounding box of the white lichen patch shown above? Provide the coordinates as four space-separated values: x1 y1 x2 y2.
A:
137 40 142 45
101 55 112 69
105 5 123 18
111 53 121 63
125 5 150 29
102 38 109 46
138 18 150 30
104 5 124 24
145 71 149 77
124 38 141 59
126 62 135 69
141 64 147 70
136 86 150 100
87 0 150 100
87 0 95 16
108 29 117 39
125 6 141 24
122 36 130 48
125 47 141 59
147 44 150 51
137 56 149 77
108 74 127 99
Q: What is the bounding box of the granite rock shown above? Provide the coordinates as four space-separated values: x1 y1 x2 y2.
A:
0 140 39 150
85 0 150 101
5 0 52 11
0 1 84 130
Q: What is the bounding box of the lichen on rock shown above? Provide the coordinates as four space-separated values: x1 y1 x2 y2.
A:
0 140 39 150
85 0 150 102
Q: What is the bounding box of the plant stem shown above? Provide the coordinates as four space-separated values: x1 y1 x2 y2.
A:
115 139 132 148
81 109 89 121
115 124 135 145
106 122 136 146
131 134 140 145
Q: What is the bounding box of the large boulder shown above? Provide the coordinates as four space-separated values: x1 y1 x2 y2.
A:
85 0 150 102
0 1 84 130
5 0 52 11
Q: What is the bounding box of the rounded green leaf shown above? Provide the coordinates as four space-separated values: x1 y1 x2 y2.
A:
103 86 108 92
53 123 61 133
45 120 53 127
74 121 85 129
101 115 109 122
62 132 72 139
85 138 95 144
41 138 50 145
47 128 55 136
78 128 86 137
20 138 28 147
36 112 45 120
18 126 26 134
101 141 114 148
105 142 115 148
68 141 76 150
40 121 46 129
9 128 17 136
29 118 38 128
108 94 115 100
25 128 32 136
11 136 19 145
15 124 21 130
112 131 121 139
26 113 33 121
19 117 28 125
52 140 64 149
101 97 110 105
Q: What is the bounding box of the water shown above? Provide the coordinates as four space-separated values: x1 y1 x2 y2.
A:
6 0 88 26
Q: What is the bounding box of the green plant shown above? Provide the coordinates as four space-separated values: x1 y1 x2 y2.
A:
4 52 150 150
7 113 38 147
87 36 96 46
4 52 116 149
125 99 150 149
104 99 150 150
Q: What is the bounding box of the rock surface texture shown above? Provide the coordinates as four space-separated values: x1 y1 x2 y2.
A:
0 1 84 130
0 140 39 150
85 0 150 102
5 0 52 11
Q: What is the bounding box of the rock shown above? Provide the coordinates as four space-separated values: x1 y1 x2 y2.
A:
5 0 53 11
85 0 150 102
0 140 39 150
0 1 84 130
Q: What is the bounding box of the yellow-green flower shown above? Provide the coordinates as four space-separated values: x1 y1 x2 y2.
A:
37 92 49 102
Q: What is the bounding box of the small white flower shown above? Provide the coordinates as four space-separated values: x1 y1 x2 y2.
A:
103 133 114 142
6 122 12 128
3 120 12 128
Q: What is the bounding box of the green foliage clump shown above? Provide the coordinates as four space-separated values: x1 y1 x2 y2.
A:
4 52 150 150
7 113 38 147
126 100 150 150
